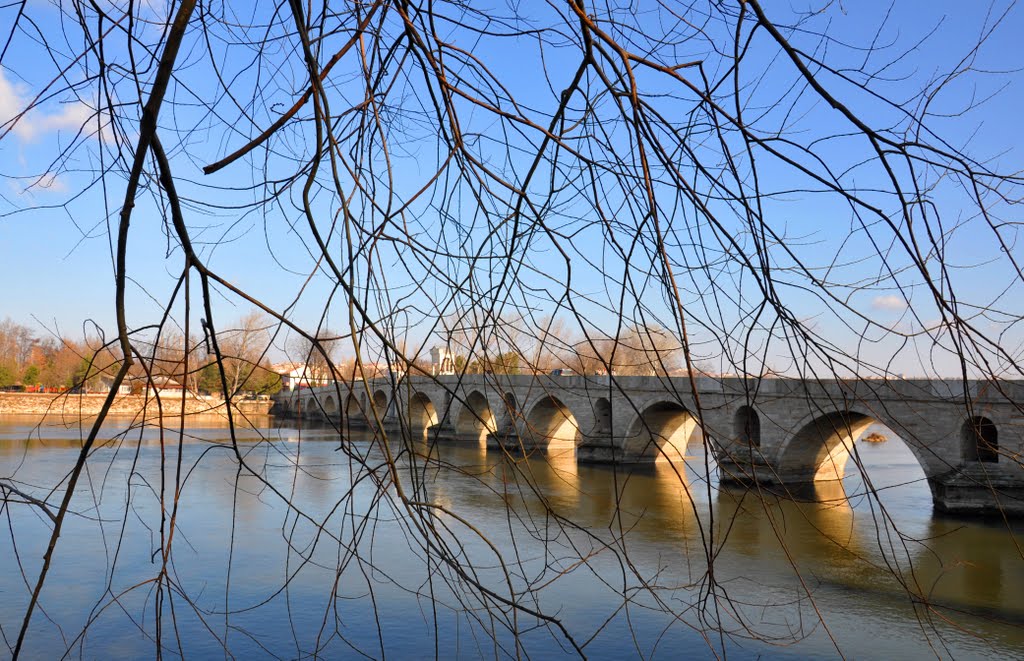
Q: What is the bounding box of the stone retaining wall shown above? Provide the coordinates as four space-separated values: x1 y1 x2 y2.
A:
0 392 272 418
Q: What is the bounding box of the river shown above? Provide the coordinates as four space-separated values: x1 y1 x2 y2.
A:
0 415 1021 659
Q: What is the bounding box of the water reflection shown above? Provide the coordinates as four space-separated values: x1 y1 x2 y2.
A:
1 416 1022 659
916 517 1024 616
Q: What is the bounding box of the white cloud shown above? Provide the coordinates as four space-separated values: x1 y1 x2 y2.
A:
0 66 97 142
31 172 68 193
0 66 32 138
871 294 907 312
7 171 69 197
26 102 93 141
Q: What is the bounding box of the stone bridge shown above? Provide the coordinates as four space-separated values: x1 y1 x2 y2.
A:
272 374 1024 517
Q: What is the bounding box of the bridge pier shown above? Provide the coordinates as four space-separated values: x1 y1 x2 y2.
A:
930 467 1024 517
715 453 776 486
575 434 618 463
425 420 491 446
486 430 527 454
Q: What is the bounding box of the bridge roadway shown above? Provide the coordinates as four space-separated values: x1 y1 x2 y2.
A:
272 374 1024 517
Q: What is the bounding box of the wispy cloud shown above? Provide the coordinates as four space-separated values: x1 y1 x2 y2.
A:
0 66 100 142
0 66 31 138
31 172 68 193
871 294 907 312
7 171 69 198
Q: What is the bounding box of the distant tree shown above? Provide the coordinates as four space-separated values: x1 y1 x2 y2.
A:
33 337 86 388
0 362 16 388
409 359 433 376
0 319 35 372
289 329 342 384
557 324 681 376
440 310 484 366
196 362 222 396
139 331 203 392
204 311 276 396
564 338 611 376
21 365 39 385
609 325 682 376
529 315 572 373
245 363 283 395
69 357 91 390
72 341 124 392
486 351 520 375
441 310 532 375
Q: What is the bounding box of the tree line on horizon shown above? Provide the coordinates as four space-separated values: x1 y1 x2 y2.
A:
0 310 687 394
433 311 688 377
289 309 691 383
0 313 281 397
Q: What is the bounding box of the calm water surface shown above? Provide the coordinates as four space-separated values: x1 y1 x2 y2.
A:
0 415 1021 659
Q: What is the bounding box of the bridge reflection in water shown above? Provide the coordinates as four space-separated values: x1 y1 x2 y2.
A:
414 428 1022 647
272 404 1022 625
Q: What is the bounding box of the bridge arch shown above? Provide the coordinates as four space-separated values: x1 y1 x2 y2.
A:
962 416 998 463
774 409 935 483
735 405 760 448
456 390 497 441
344 393 361 421
622 401 701 464
372 389 388 416
407 392 438 430
306 397 317 415
523 395 579 451
593 397 612 435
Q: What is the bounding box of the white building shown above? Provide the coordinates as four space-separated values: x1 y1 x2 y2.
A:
272 363 332 391
146 376 184 398
430 346 455 376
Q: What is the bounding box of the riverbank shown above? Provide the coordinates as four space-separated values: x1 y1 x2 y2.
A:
0 392 272 418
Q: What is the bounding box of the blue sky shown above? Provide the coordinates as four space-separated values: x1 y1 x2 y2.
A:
1 1 1022 377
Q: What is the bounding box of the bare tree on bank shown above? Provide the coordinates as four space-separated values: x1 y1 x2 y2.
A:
1 1 1022 659
288 328 343 384
440 308 529 374
560 323 683 376
0 319 35 381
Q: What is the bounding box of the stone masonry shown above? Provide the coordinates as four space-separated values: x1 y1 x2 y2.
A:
0 392 272 418
273 374 1024 517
